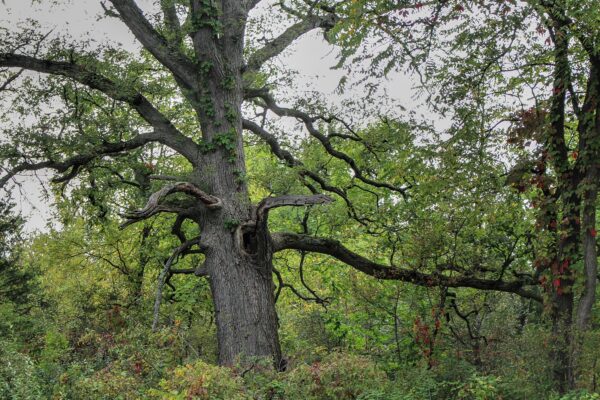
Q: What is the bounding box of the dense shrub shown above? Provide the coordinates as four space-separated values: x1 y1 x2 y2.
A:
0 340 44 400
148 359 249 400
552 391 600 400
282 352 389 400
148 352 391 400
64 363 145 400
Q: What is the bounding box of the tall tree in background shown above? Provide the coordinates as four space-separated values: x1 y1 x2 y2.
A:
332 0 599 392
0 200 27 306
0 0 542 368
0 198 38 345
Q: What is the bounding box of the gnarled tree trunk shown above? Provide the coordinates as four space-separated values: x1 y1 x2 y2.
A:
203 222 281 366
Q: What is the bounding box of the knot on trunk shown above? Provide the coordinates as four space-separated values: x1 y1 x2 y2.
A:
235 221 260 257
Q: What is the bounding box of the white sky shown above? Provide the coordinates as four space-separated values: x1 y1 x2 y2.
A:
0 0 417 233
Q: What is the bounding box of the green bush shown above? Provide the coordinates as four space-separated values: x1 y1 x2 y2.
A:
0 340 44 400
148 359 249 400
455 374 502 400
282 352 390 400
552 391 600 400
149 352 394 400
66 363 145 400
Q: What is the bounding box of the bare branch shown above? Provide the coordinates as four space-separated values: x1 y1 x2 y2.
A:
245 12 337 72
149 174 180 181
271 232 542 302
257 194 332 216
247 91 408 197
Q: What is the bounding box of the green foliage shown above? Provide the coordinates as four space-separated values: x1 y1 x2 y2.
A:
455 374 502 400
149 353 400 400
0 0 599 398
0 340 44 400
148 359 248 400
62 361 147 400
282 352 389 400
553 391 600 400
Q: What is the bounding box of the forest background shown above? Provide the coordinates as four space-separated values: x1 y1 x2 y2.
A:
0 0 599 399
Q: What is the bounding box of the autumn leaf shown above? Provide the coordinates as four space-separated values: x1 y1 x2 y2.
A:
552 278 561 288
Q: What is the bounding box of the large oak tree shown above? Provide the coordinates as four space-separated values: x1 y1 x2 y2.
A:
0 0 539 367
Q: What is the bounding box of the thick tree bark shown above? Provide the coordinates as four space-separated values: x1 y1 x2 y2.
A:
185 2 283 365
203 223 282 367
551 285 575 392
548 181 579 394
575 64 600 331
549 174 579 392
197 151 283 366
544 11 579 391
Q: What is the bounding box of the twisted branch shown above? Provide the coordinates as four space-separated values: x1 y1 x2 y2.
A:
122 182 222 228
242 118 372 225
256 193 332 222
246 91 408 197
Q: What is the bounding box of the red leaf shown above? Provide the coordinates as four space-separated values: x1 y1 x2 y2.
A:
591 228 597 238
571 151 578 160
552 278 561 288
133 361 143 375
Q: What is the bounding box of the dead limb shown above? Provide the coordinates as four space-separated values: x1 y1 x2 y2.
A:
121 182 221 228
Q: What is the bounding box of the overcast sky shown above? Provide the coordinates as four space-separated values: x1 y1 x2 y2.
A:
0 0 415 233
